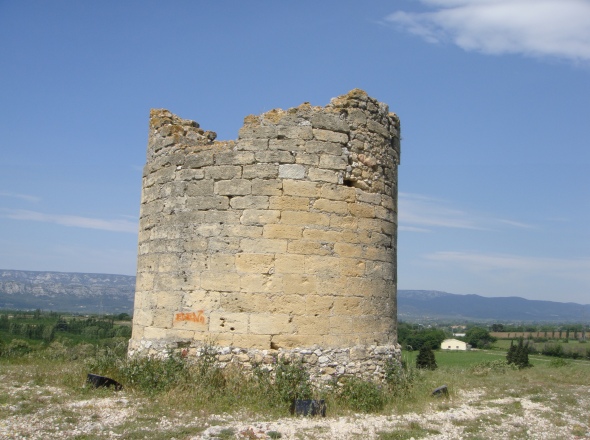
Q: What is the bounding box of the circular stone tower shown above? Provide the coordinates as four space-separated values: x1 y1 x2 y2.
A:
129 89 401 381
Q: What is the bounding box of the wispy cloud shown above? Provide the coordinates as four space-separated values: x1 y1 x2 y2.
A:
398 192 533 232
386 0 590 62
425 250 590 281
0 209 138 234
0 191 40 203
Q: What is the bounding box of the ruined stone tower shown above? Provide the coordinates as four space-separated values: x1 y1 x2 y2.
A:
129 89 401 380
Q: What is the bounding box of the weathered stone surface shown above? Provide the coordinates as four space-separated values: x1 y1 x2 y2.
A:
131 90 402 381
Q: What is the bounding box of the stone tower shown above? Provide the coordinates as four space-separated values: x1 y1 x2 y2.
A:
129 89 401 380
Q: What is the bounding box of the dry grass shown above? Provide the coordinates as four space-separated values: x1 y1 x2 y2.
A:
1 351 590 439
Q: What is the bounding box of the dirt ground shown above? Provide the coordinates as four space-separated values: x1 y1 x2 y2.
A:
2 380 589 439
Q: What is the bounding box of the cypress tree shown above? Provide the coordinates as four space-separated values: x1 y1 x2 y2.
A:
506 340 516 365
416 345 437 370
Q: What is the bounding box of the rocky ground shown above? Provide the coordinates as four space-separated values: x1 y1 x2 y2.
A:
2 380 589 439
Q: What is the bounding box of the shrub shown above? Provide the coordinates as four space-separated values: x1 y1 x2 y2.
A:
339 377 386 413
416 346 437 370
273 358 313 403
384 358 418 396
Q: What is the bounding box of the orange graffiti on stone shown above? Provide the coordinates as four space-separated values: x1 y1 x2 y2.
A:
174 310 206 324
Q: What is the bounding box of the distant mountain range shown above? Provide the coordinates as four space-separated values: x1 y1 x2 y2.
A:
0 269 135 314
1 270 588 322
398 290 590 323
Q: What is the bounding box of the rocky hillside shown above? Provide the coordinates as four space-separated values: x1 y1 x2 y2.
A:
398 290 590 322
0 269 134 313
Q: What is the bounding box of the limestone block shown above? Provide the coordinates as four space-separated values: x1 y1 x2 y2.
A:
136 272 155 291
182 290 222 311
185 180 214 197
223 224 263 238
143 326 179 340
339 258 366 277
308 167 338 183
207 254 236 272
152 311 174 329
306 295 334 315
312 199 348 215
154 290 184 311
235 253 275 273
242 164 279 179
312 128 348 144
269 294 307 315
272 334 324 348
278 164 306 179
283 274 317 295
155 273 195 292
240 238 287 254
304 256 340 276
230 195 269 210
288 240 332 256
329 215 358 230
238 125 277 139
269 138 305 151
269 196 309 211
184 151 215 168
240 273 283 293
215 179 252 196
318 155 348 171
332 297 362 315
310 113 348 132
263 224 303 240
274 254 305 274
133 308 154 327
221 292 272 313
204 165 242 180
280 211 330 227
255 151 295 164
301 228 343 243
240 209 281 225
322 184 357 202
293 316 331 335
215 151 255 165
192 223 224 237
348 202 375 218
207 236 240 253
304 141 342 155
209 312 249 333
200 272 240 292
328 316 354 334
233 334 271 349
251 179 283 196
249 314 294 334
295 153 319 166
277 125 313 140
282 179 320 197
236 138 269 151
186 196 229 210
333 242 364 258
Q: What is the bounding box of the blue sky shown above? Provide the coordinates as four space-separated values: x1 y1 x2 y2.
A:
1 1 589 304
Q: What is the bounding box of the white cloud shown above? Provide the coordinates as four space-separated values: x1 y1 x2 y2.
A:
398 192 533 232
0 209 138 233
0 191 40 203
387 0 590 62
426 250 590 281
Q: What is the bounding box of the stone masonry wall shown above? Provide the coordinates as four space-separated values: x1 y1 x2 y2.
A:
129 89 401 381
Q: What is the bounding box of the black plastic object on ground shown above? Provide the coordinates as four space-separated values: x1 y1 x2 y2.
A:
432 385 448 397
86 373 122 390
290 399 326 417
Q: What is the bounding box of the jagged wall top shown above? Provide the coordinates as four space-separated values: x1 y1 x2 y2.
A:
146 89 400 193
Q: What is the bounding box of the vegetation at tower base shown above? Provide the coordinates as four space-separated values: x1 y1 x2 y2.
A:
130 89 402 381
